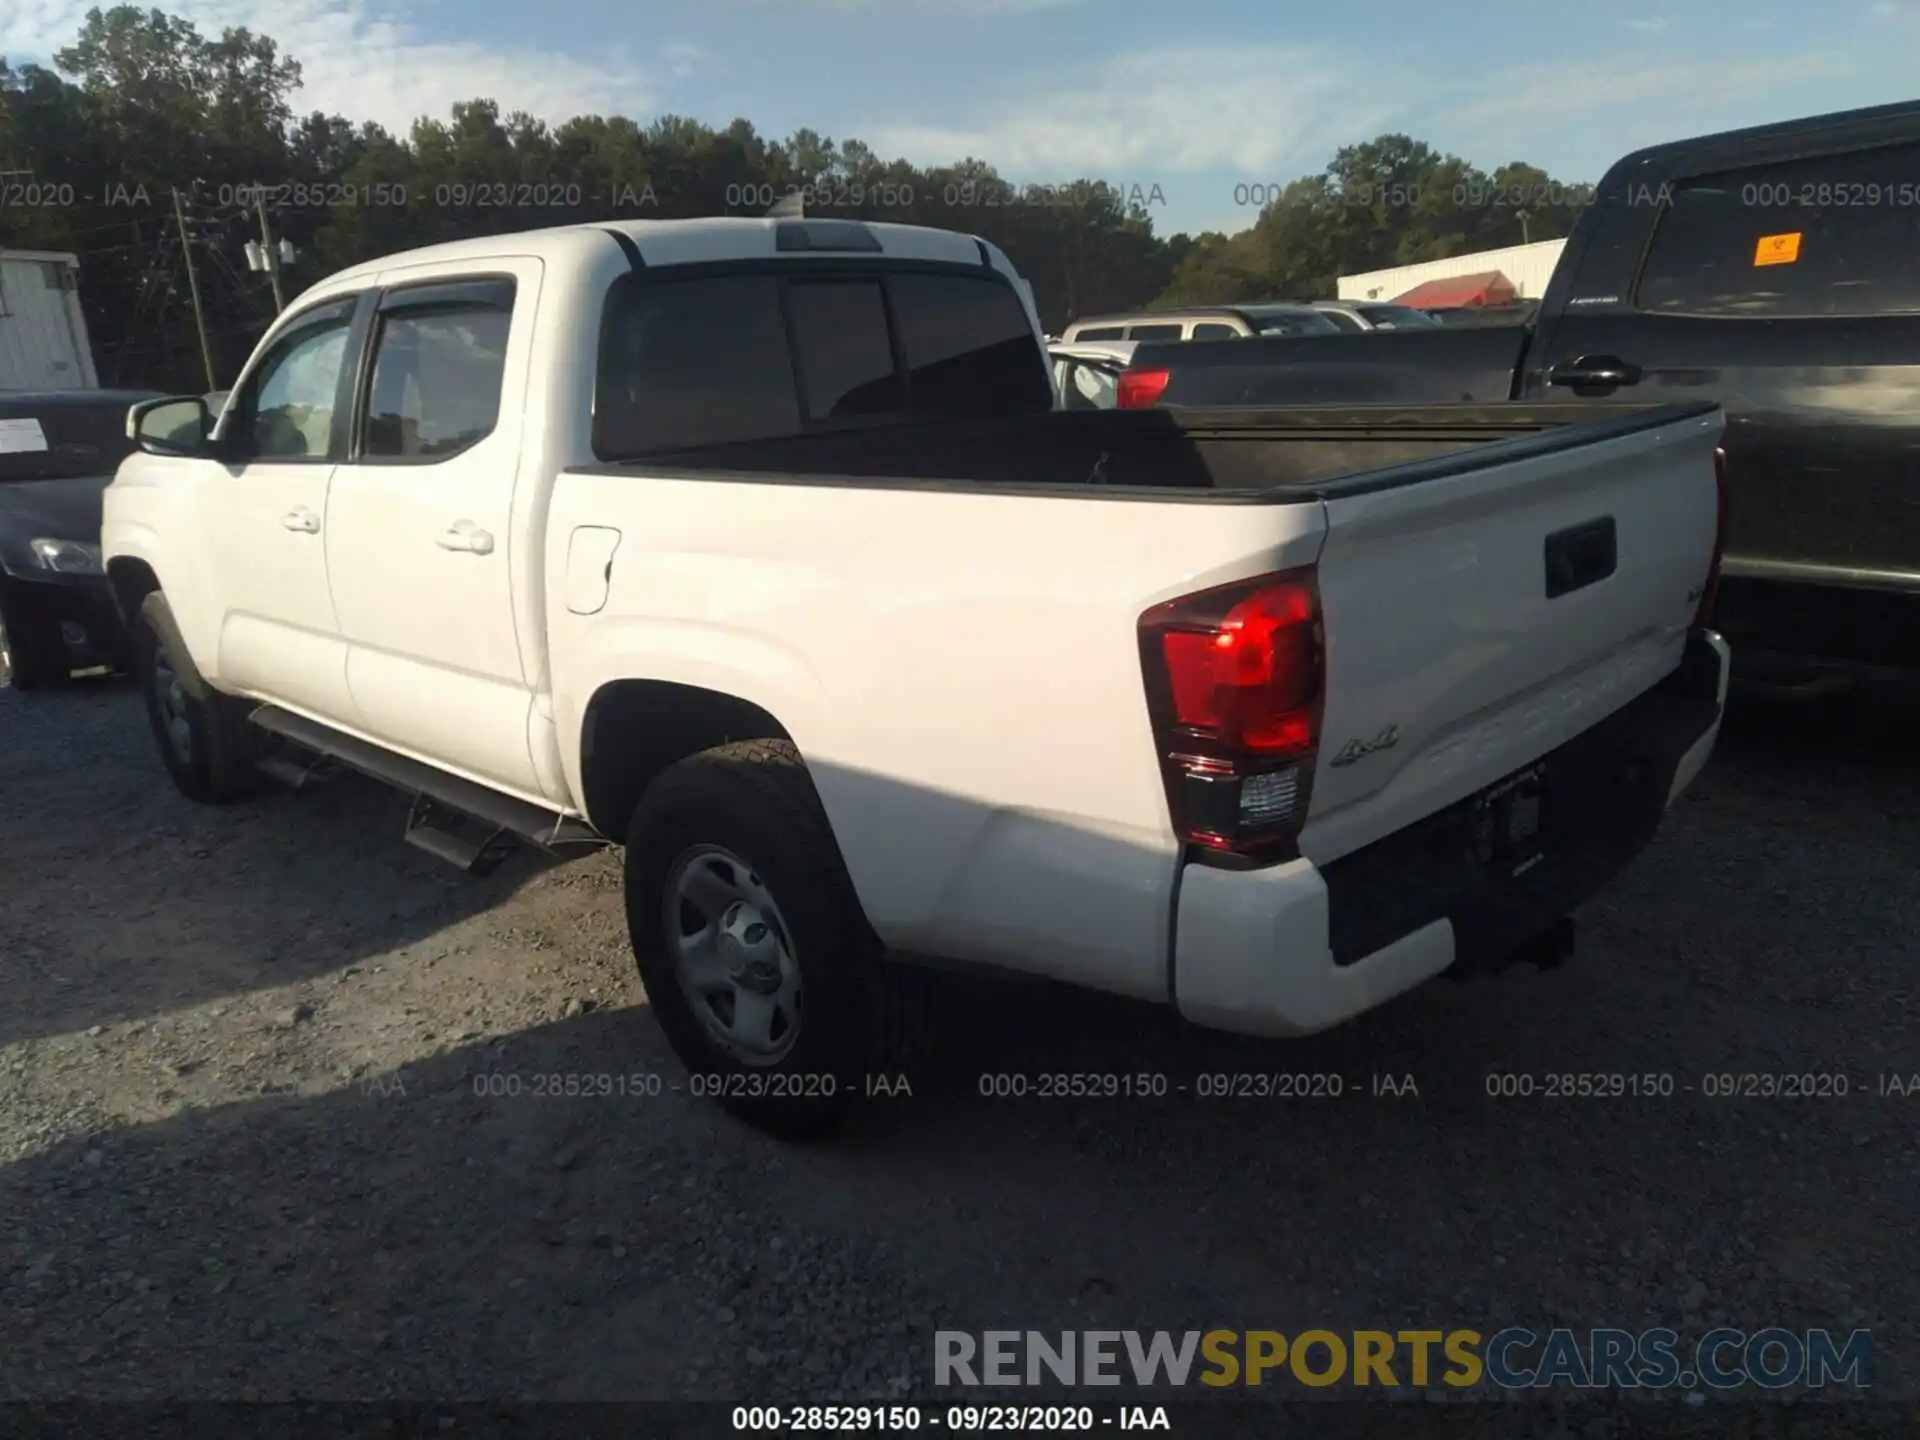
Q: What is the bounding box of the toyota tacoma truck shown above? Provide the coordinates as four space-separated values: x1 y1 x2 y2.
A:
1118 99 1920 683
102 214 1730 1136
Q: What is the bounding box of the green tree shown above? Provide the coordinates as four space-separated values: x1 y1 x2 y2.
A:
4 5 1595 387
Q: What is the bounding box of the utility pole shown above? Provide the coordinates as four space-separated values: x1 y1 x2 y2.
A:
254 189 286 313
171 187 217 391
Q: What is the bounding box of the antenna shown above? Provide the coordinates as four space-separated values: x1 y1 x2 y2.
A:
765 191 804 219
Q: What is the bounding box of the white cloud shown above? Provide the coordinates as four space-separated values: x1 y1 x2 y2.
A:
861 42 1857 187
660 41 727 81
721 0 1086 10
946 0 1089 11
865 42 1399 179
0 0 665 133
1437 52 1852 139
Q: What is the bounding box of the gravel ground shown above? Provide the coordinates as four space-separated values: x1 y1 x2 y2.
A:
0 672 1914 1410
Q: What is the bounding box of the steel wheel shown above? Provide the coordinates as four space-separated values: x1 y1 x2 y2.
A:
149 636 194 764
664 844 803 1065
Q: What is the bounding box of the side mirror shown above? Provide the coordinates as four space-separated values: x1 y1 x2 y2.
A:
127 395 214 457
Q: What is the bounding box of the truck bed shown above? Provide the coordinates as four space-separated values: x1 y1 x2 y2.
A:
580 401 1715 499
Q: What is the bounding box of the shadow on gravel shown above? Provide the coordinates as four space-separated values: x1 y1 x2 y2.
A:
2 662 1914 1401
1719 669 1920 778
0 980 1910 1400
0 679 569 1047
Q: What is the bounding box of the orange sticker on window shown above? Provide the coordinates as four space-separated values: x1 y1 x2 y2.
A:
1754 232 1801 266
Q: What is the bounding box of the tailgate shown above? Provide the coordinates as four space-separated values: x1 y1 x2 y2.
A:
1299 402 1724 865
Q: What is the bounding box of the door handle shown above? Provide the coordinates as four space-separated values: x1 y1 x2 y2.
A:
1548 355 1643 388
281 508 321 533
436 523 494 555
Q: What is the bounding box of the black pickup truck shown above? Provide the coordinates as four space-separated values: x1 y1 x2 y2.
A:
1121 100 1920 677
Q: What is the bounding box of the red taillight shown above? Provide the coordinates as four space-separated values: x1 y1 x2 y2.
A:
1116 367 1171 409
1139 569 1325 862
1697 445 1728 627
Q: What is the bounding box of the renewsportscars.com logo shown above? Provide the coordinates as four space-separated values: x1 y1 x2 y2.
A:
935 1329 1873 1392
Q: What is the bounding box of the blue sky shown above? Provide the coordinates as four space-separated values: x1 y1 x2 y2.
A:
5 0 1916 235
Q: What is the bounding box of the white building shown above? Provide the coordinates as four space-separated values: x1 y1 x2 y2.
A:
0 250 99 391
1338 238 1567 304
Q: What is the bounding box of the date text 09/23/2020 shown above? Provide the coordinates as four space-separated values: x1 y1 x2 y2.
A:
731 1405 1171 1432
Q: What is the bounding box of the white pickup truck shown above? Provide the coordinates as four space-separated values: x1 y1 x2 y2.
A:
103 215 1730 1136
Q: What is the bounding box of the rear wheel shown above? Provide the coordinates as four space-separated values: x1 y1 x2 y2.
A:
623 739 935 1139
134 591 263 803
0 590 65 691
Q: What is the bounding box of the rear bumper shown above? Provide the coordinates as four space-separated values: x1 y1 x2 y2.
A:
1172 629 1729 1037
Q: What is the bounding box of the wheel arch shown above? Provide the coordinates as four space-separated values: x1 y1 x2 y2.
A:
579 678 794 840
106 555 163 629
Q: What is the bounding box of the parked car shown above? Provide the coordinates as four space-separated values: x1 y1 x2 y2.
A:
0 388 159 688
1061 304 1341 344
1420 301 1540 328
1115 99 1920 680
1309 301 1443 332
103 215 1729 1137
1048 341 1135 409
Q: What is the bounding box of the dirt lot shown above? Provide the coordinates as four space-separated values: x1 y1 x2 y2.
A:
1 673 1914 1408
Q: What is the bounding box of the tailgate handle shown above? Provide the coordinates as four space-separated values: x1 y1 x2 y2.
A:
1545 517 1617 598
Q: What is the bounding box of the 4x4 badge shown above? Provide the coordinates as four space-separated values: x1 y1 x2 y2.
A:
1331 725 1400 767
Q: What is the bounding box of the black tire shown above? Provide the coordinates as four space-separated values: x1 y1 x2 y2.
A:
0 589 66 691
133 591 263 803
624 738 936 1139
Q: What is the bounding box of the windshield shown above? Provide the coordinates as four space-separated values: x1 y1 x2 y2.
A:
0 401 143 482
1357 304 1442 329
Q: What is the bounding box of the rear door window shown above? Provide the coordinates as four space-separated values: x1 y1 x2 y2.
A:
362 281 514 461
1073 326 1126 341
1190 322 1240 340
1636 143 1920 318
1128 323 1185 341
888 272 1051 416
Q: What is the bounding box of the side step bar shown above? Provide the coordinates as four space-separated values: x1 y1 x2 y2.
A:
256 750 341 792
248 704 605 874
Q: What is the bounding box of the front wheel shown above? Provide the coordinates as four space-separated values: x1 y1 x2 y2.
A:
134 591 263 803
624 739 935 1139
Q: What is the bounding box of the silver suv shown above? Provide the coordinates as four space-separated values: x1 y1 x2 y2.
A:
1059 303 1340 345
1308 300 1443 332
